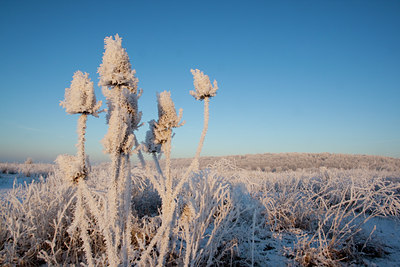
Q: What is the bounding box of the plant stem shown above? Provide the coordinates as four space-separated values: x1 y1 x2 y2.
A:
152 153 164 176
77 113 88 174
122 153 132 266
165 135 172 197
158 131 173 267
77 181 94 267
134 135 147 169
186 97 210 177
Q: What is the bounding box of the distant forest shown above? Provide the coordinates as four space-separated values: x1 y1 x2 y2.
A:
2 153 400 176
166 153 400 172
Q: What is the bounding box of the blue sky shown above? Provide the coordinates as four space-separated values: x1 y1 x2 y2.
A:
0 0 399 163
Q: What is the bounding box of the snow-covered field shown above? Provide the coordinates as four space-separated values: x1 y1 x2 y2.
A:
0 174 37 195
0 162 53 195
1 156 399 266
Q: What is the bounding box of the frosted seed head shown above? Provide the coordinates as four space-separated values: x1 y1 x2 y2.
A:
157 91 177 126
190 69 218 100
150 91 185 146
156 91 184 129
98 34 138 92
60 71 102 115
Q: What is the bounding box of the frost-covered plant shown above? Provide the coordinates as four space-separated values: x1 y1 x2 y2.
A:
139 91 184 266
154 91 184 178
60 71 102 181
58 71 102 266
140 72 218 266
188 69 218 172
99 34 144 172
98 34 144 266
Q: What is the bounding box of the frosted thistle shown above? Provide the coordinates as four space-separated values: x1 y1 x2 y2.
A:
98 34 138 92
60 71 102 183
190 69 218 100
98 34 144 266
99 34 142 155
147 90 184 267
154 91 184 145
60 71 102 116
186 69 219 172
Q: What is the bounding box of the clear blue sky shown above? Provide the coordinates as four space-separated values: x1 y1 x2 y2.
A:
0 0 399 163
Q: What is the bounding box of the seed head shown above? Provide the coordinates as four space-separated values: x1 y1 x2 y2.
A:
157 91 184 129
98 34 138 92
190 69 218 100
153 91 184 144
60 71 102 116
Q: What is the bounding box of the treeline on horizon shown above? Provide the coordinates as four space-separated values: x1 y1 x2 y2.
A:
2 152 400 176
167 152 400 172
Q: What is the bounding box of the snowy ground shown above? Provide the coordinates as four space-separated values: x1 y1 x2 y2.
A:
247 216 400 266
0 173 39 195
361 217 400 266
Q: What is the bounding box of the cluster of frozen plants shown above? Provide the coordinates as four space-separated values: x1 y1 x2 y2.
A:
1 34 400 266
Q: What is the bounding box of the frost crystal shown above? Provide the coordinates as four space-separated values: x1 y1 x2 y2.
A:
60 71 102 115
190 69 218 100
98 34 138 92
